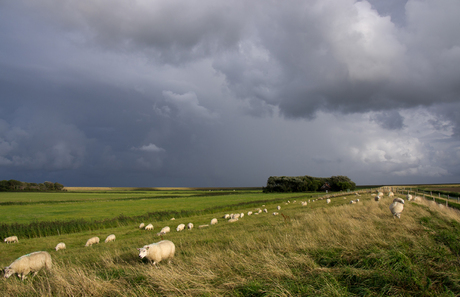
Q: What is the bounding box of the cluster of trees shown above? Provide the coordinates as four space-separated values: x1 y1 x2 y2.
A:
263 175 356 193
0 180 65 192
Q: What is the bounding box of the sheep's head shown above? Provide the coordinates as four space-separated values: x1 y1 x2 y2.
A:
393 198 405 204
4 267 14 278
137 247 149 259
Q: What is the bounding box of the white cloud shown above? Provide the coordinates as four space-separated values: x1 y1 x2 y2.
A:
162 90 218 120
132 143 165 153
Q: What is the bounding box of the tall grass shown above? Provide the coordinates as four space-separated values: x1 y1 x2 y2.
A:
2 193 460 296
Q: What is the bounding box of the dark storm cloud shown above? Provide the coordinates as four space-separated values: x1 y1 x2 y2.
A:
1 0 459 186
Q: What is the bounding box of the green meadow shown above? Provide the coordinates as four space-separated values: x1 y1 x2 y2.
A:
1 187 460 296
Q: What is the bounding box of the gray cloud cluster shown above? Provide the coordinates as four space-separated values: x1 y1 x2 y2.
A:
0 0 459 186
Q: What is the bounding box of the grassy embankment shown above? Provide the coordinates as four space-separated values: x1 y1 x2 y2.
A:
1 188 460 296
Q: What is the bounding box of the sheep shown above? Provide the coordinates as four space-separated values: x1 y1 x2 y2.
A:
228 218 238 223
231 213 240 219
139 223 145 229
160 226 170 234
277 206 281 210
378 192 383 197
137 240 175 268
273 212 279 215
356 199 360 202
349 200 356 204
263 208 268 213
223 214 230 219
301 201 307 206
170 218 175 220
326 199 331 204
258 209 262 214
176 224 185 232
388 192 394 197
374 195 381 202
105 234 116 243
85 236 100 247
187 223 194 230
210 218 218 225
414 196 422 202
240 213 244 218
4 236 18 244
247 211 253 216
389 198 405 219
4 251 52 280
55 242 66 251
145 224 154 231
198 224 209 228
407 194 413 201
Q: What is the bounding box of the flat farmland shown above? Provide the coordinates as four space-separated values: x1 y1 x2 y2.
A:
0 189 317 224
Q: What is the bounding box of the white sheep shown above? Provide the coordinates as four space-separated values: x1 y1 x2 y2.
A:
374 195 381 202
105 234 116 243
145 224 154 231
228 218 238 223
277 206 281 210
85 236 100 247
388 192 394 197
170 218 175 220
223 214 230 219
198 224 209 228
55 242 66 251
273 212 279 215
160 226 170 234
4 236 18 244
414 196 422 202
389 198 405 219
240 213 244 218
263 208 268 213
210 218 218 225
176 224 185 232
4 251 52 280
301 201 307 206
258 209 262 214
231 213 240 219
349 200 356 204
407 194 413 201
137 240 175 268
187 223 194 230
378 192 383 197
326 199 331 204
247 211 253 216
139 223 145 229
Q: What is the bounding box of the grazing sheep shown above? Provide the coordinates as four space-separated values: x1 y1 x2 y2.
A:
210 218 218 225
187 223 194 230
407 194 413 201
326 199 331 204
85 236 100 247
247 211 253 216
170 218 175 220
389 198 405 219
228 218 238 223
388 192 394 197
263 208 268 213
145 224 154 231
176 224 185 232
277 206 281 210
258 209 262 214
374 195 381 202
273 212 279 215
223 214 230 219
4 236 18 244
4 251 52 280
414 196 422 202
378 192 383 197
139 223 145 229
105 234 116 243
231 213 240 219
160 226 170 234
55 242 66 251
356 199 360 202
350 200 356 204
301 201 307 206
240 213 244 218
198 224 209 228
137 240 175 268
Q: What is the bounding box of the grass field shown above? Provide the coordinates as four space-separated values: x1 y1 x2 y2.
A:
1 187 460 296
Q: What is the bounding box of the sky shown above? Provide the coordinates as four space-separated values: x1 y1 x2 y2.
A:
0 0 459 187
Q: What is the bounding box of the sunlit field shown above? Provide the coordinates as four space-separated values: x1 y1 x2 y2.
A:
1 187 460 296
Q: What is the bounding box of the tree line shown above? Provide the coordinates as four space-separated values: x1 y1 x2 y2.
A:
263 175 356 193
0 180 65 192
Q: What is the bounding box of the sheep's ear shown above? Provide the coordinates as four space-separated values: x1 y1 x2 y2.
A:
145 246 149 250
137 248 141 251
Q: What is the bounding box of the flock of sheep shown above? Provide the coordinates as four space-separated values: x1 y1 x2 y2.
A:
2 189 432 280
